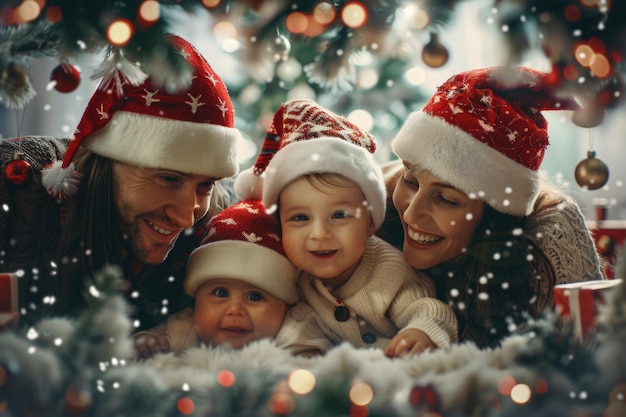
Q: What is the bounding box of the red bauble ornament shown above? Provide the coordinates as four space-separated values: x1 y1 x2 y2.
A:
4 157 32 186
51 63 81 93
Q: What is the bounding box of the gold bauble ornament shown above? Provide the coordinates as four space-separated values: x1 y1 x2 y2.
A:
574 150 609 190
421 33 449 68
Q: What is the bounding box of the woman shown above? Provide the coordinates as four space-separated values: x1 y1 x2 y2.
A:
378 66 604 348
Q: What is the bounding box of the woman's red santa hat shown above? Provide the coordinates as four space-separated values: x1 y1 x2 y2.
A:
42 33 241 199
392 66 578 217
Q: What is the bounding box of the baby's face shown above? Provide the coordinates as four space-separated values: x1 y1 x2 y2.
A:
193 278 287 349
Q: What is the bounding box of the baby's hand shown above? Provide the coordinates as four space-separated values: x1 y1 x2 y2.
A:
133 332 171 359
384 329 435 358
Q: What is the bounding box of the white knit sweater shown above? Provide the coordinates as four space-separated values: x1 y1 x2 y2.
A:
276 236 458 354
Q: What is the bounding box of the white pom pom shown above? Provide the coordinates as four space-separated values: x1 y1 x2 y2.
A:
234 168 264 200
41 160 81 200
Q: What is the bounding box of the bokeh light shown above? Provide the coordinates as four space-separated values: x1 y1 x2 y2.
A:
277 58 302 82
348 109 374 131
575 44 594 67
202 0 221 8
267 382 295 415
46 6 62 23
404 66 426 85
563 64 579 81
286 11 308 34
497 375 515 396
13 0 40 23
177 397 195 415
408 5 429 29
314 2 336 25
510 383 531 404
590 54 611 78
349 382 373 406
534 379 549 395
139 0 160 24
350 404 369 417
341 2 367 28
564 5 581 22
288 369 316 395
357 68 378 89
107 19 134 46
303 15 325 37
217 370 236 387
213 21 240 52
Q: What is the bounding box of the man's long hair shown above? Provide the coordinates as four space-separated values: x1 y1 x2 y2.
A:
54 149 226 314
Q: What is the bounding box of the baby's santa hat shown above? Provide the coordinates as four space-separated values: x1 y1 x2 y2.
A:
184 199 297 304
42 33 241 199
392 66 578 217
234 99 386 229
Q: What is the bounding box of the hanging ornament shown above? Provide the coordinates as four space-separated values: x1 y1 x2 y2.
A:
0 62 28 90
0 61 35 109
50 63 81 93
575 128 609 190
571 98 606 128
3 154 32 187
421 32 449 68
575 150 609 190
269 32 291 63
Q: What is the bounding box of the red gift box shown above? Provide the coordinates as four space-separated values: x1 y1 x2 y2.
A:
554 279 623 341
0 272 19 313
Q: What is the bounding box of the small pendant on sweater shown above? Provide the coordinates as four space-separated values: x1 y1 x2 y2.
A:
334 305 350 322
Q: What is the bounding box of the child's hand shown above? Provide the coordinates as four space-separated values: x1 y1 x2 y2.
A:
384 329 435 358
133 332 171 359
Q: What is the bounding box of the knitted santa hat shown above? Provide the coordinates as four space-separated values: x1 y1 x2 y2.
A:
184 199 297 304
234 99 386 228
42 33 241 199
391 66 578 217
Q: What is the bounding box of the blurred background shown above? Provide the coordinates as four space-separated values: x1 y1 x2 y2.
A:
1 0 624 220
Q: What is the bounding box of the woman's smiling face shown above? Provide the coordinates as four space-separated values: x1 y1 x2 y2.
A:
392 163 485 270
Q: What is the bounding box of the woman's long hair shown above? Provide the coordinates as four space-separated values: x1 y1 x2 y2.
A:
427 205 556 348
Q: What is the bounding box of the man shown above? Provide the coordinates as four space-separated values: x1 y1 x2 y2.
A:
0 33 241 331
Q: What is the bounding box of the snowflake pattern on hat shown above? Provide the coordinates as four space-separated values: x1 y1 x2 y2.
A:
205 200 283 253
392 66 578 216
234 99 387 229
184 199 297 303
251 99 376 177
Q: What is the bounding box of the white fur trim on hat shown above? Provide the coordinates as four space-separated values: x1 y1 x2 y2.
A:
391 111 539 216
84 111 240 178
184 240 298 304
262 137 386 228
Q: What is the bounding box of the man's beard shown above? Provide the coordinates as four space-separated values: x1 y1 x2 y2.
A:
120 216 177 265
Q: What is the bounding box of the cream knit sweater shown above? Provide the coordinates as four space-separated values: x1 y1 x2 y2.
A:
276 236 458 354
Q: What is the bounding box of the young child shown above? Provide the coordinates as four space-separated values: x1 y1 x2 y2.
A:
133 199 297 359
235 99 458 357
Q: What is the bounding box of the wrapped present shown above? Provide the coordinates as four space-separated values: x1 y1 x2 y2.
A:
0 272 18 313
554 279 623 341
0 272 19 331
